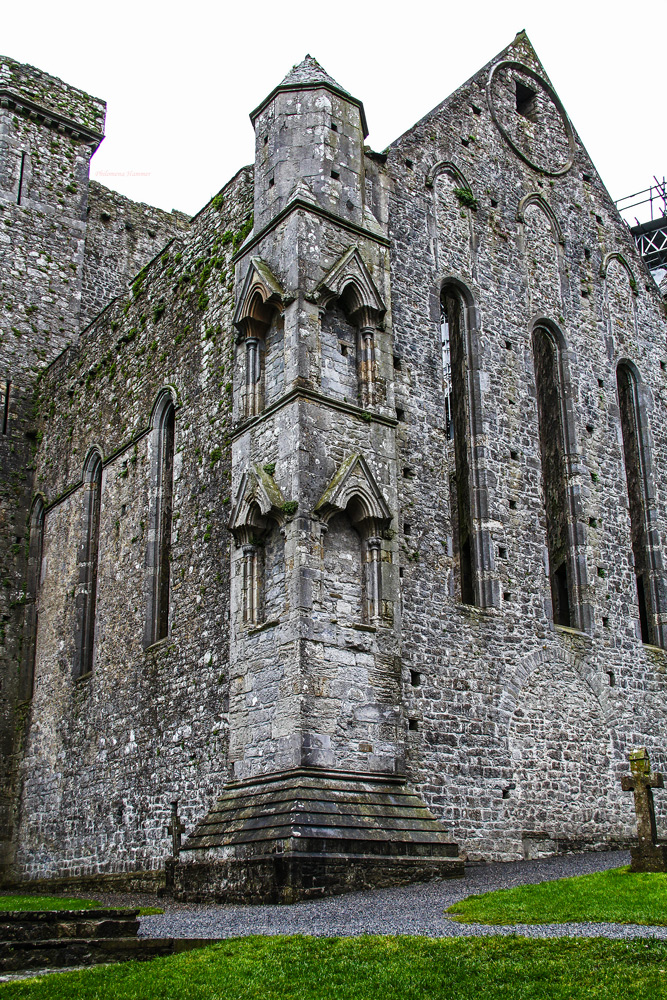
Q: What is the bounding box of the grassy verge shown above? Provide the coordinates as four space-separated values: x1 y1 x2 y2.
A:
0 935 666 999
0 896 99 912
447 866 667 925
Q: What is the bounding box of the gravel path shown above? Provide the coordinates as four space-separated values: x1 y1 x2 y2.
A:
137 850 667 941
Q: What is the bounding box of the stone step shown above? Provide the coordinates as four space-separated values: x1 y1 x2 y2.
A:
0 934 218 973
0 909 139 942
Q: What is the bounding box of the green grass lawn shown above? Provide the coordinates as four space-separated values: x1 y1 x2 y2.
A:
0 895 100 912
447 866 667 925
0 936 666 999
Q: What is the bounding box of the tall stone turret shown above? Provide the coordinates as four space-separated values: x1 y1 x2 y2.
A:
175 57 462 902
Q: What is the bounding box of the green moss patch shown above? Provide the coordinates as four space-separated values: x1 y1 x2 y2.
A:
447 867 667 925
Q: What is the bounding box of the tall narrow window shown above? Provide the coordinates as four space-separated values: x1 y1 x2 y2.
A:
617 363 653 644
74 452 102 678
19 498 44 701
441 287 475 604
146 394 175 645
532 326 571 626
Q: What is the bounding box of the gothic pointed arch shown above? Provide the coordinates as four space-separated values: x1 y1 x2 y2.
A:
616 360 665 646
315 248 386 408
145 388 176 647
316 454 391 625
439 279 497 608
233 257 285 336
315 453 391 532
234 259 286 418
315 247 385 322
425 160 474 195
517 192 565 245
19 494 45 701
601 251 638 289
230 466 291 627
74 449 103 678
530 319 590 631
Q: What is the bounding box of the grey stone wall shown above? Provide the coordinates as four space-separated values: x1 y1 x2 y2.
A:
81 182 190 328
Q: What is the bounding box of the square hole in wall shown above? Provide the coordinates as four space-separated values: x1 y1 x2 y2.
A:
589 517 597 528
597 566 606 578
595 214 603 224
404 523 412 535
583 173 592 182
661 361 667 372
498 547 507 559
405 158 413 169
586 424 594 435
399 567 404 578
396 408 404 422
598 378 604 388
515 80 538 121
584 247 591 259
331 122 338 132
331 169 340 180
491 197 499 208
403 466 415 479
471 104 482 115
505 340 512 349
602 616 610 628
264 135 268 145
503 591 512 601
268 177 274 188
510 450 519 461
408 718 419 731
410 670 422 687
606 670 615 687
509 499 517 510
339 343 348 356
393 355 402 371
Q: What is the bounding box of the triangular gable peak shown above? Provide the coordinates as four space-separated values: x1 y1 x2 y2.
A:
230 465 287 540
315 247 385 323
233 257 285 334
315 453 391 534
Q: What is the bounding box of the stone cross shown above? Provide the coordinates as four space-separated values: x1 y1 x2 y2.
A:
621 748 666 871
166 800 185 859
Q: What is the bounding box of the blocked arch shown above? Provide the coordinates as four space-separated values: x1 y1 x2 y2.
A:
601 251 638 291
517 193 565 246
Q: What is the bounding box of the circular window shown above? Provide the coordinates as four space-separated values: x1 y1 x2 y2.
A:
487 60 575 176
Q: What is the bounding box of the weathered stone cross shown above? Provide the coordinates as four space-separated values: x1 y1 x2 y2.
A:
620 747 667 872
166 800 186 859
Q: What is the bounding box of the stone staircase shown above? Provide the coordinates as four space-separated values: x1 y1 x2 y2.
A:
0 908 210 973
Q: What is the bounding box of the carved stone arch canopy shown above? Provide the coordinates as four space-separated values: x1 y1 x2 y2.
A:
518 192 565 246
233 257 286 338
315 453 391 536
315 247 385 327
425 160 474 194
601 251 638 293
230 464 290 543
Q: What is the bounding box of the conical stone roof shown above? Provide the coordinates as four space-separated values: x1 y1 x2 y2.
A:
279 54 348 94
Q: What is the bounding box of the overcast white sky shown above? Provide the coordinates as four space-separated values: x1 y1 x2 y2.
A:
2 0 663 221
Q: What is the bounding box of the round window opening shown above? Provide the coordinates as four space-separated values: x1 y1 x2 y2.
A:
487 60 575 177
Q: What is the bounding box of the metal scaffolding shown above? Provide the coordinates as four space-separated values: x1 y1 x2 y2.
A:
615 177 667 273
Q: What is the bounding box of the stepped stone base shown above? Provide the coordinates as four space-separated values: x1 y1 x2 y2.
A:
630 843 667 872
174 768 464 903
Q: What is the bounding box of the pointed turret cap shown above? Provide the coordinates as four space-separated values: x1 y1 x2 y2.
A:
250 54 368 137
278 54 348 93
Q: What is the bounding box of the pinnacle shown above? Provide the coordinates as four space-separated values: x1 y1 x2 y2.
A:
279 54 348 94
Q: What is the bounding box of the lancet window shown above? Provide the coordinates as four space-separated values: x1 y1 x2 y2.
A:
146 392 176 646
74 451 102 678
19 497 44 700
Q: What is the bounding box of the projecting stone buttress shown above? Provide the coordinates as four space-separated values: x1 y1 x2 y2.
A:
173 56 463 902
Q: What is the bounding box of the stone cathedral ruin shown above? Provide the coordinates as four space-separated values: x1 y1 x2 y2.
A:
0 32 665 901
